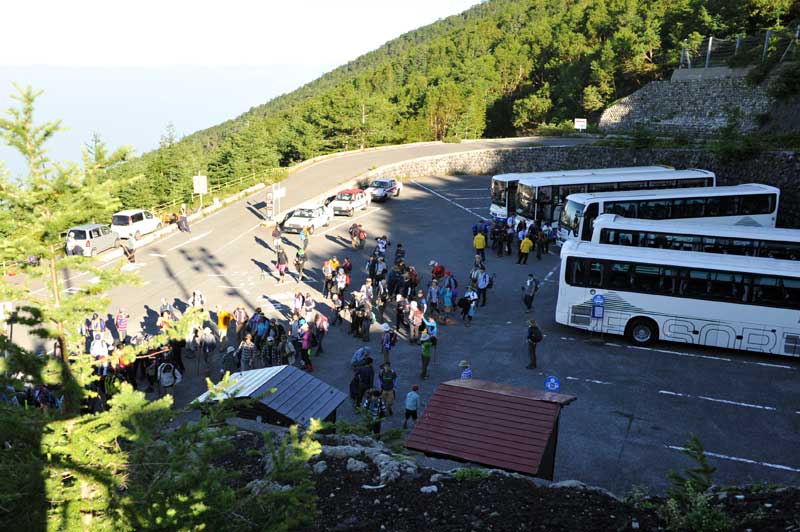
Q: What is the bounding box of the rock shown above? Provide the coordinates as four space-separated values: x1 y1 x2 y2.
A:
430 473 451 483
312 461 328 474
717 492 728 500
552 479 621 501
332 516 360 531
489 511 500 518
632 519 640 529
346 458 369 472
735 494 745 500
764 503 773 508
372 452 419 483
420 485 439 494
246 479 291 495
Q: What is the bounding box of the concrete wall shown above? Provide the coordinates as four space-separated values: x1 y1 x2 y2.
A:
599 78 772 136
363 146 800 227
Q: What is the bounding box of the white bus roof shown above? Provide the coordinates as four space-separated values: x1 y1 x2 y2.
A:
491 166 672 182
566 183 777 204
562 240 800 277
517 169 714 188
593 214 800 241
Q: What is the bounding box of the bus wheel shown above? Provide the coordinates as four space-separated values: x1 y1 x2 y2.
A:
627 318 658 346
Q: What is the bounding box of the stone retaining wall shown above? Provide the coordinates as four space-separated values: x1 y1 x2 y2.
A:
362 146 800 227
599 78 772 135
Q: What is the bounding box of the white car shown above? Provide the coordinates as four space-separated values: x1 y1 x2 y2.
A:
330 188 371 216
366 178 402 202
281 202 333 233
111 209 162 240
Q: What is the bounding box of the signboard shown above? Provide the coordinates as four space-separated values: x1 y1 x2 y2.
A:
544 375 560 392
592 294 605 319
273 186 286 199
574 118 587 131
265 192 275 219
193 174 208 195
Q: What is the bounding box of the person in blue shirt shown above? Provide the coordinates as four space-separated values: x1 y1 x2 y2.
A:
403 384 420 429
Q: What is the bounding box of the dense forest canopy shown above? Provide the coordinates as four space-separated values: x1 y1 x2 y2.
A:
107 0 797 208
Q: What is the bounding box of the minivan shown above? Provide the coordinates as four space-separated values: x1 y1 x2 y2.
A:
65 224 120 256
111 209 162 239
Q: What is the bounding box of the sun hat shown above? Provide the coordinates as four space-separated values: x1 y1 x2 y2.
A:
226 346 236 353
410 301 418 309
458 360 470 368
381 323 391 332
420 333 430 341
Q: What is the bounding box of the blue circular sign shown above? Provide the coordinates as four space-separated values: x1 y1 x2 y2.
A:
544 376 560 391
593 294 605 306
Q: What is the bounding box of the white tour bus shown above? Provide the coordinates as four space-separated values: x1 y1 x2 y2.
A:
560 183 779 243
489 166 671 223
591 214 800 260
515 168 713 227
556 240 800 356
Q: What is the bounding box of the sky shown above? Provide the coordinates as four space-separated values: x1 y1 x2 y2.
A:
0 0 478 176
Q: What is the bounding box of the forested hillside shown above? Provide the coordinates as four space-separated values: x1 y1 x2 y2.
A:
108 0 796 208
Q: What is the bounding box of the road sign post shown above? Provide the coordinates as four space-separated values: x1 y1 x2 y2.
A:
591 293 605 336
574 118 587 133
265 192 275 220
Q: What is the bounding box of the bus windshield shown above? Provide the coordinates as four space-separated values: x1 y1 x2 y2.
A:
491 180 508 208
560 200 584 237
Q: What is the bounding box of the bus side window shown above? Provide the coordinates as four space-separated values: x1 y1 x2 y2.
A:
587 260 604 288
632 264 659 292
565 257 586 286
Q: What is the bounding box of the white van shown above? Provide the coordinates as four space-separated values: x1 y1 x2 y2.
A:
281 202 333 233
111 209 162 239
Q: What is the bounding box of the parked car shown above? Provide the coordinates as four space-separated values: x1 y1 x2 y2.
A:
366 178 402 201
330 188 371 216
111 209 162 240
281 202 333 233
64 223 120 257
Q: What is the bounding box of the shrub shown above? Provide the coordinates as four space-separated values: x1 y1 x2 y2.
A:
453 467 490 482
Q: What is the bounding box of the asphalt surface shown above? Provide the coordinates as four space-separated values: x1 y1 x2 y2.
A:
20 137 800 495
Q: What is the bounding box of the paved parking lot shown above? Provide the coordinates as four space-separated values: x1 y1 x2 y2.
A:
106 173 799 495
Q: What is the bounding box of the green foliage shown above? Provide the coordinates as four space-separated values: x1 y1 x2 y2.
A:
453 467 490 482
101 0 793 204
768 62 800 99
710 107 762 161
662 435 733 532
632 124 658 149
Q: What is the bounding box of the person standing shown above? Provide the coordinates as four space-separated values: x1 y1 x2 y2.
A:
114 308 129 343
526 319 543 369
395 294 407 331
476 266 490 307
178 204 190 232
408 301 422 343
300 226 310 251
521 274 540 313
271 224 282 250
237 333 257 371
378 362 397 416
473 230 486 262
380 323 395 364
403 384 420 429
419 333 433 379
123 235 137 263
535 227 544 260
233 305 249 342
518 234 533 264
294 249 307 282
362 389 387 437
215 305 232 351
276 246 289 284
426 280 440 318
459 359 473 380
314 312 328 355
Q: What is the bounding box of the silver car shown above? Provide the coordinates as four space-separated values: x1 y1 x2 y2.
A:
65 223 120 257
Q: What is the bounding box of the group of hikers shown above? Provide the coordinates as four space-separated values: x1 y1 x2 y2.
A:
471 216 555 264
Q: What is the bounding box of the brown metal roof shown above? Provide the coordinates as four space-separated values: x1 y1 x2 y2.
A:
406 379 576 476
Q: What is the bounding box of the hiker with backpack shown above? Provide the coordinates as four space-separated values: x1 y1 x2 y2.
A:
527 319 544 369
157 360 182 396
380 323 397 364
362 389 387 436
378 362 398 416
522 274 540 313
237 333 257 371
276 245 289 284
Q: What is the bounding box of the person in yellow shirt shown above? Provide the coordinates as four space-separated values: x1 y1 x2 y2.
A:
473 231 486 262
215 305 233 351
518 235 534 264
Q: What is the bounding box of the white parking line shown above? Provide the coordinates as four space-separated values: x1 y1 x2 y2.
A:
628 345 796 371
314 208 380 237
167 230 212 251
566 376 612 385
658 389 777 411
665 445 800 474
411 181 487 220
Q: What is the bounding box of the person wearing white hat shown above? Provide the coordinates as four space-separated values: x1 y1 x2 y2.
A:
380 323 396 365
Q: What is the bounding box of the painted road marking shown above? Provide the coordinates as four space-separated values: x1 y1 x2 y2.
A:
454 188 489 191
566 376 612 385
314 208 380 237
148 253 167 258
666 445 800 474
167 230 213 251
627 345 796 371
658 390 777 411
411 180 487 221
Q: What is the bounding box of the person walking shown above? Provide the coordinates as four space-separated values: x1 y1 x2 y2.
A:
123 235 137 263
294 249 307 282
473 230 486 262
300 226 310 251
535 227 544 260
276 245 289 284
408 301 422 343
459 359 473 380
237 333 257 371
518 234 533 264
362 389 387 437
419 333 433 379
521 274 540 313
233 305 249 342
215 305 232 351
403 384 420 429
314 312 329 355
271 224 282 250
526 319 543 369
380 323 396 364
378 362 397 415
178 204 190 232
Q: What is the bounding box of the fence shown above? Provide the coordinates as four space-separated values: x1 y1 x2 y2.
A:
679 26 799 69
151 167 288 216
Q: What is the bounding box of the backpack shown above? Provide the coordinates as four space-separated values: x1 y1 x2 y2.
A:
531 326 544 343
158 363 181 388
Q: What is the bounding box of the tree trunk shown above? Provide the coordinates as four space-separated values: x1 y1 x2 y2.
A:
48 248 68 363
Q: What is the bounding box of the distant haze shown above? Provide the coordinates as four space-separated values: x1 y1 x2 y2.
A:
0 65 330 176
